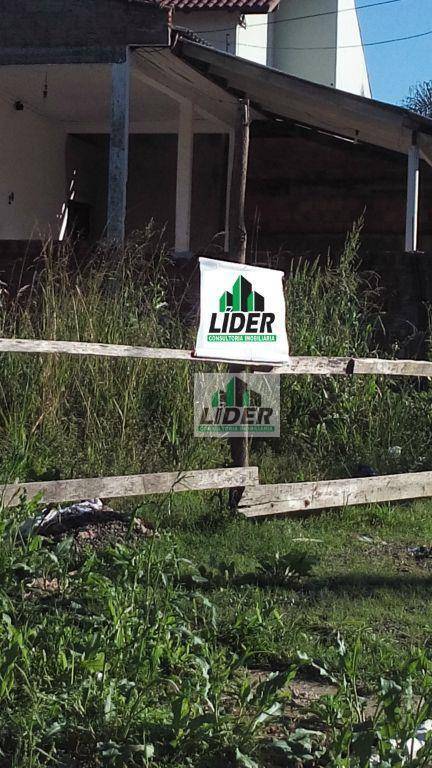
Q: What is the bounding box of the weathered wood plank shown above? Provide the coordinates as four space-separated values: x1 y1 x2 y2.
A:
352 358 432 377
2 467 259 508
0 337 195 360
1 339 432 377
272 357 432 377
238 471 432 518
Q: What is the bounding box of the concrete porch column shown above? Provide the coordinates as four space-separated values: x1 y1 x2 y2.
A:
175 101 194 257
107 52 130 244
405 133 420 252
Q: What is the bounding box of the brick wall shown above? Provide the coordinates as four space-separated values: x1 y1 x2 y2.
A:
246 128 432 255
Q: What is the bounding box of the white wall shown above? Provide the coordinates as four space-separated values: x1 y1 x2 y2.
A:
175 3 370 97
0 96 66 240
336 0 371 96
175 11 240 54
267 0 338 86
236 15 268 65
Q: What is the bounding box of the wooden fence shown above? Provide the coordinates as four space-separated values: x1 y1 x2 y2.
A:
1 337 432 517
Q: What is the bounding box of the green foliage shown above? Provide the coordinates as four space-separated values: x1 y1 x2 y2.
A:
1 223 432 765
0 229 224 484
3 495 432 766
258 221 432 482
0 501 297 767
0 220 431 487
403 80 432 119
300 637 432 767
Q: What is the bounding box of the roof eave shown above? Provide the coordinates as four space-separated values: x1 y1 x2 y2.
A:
173 38 432 159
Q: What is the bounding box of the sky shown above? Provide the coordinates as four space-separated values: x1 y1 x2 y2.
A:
357 0 432 105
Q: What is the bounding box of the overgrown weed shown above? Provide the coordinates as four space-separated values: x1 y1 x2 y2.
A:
0 221 431 487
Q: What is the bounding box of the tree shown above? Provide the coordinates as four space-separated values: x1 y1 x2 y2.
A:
403 80 432 118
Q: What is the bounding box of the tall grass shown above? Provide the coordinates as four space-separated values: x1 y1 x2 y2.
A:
261 223 432 482
0 230 223 484
0 223 430 487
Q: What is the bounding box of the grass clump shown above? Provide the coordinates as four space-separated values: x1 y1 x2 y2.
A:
0 229 224 485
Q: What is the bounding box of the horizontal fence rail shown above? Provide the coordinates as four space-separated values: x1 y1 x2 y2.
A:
2 337 432 518
2 467 260 508
1 338 432 377
238 470 432 518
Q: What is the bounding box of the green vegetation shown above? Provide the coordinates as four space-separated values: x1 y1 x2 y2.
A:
2 496 432 766
1 222 432 766
1 222 431 486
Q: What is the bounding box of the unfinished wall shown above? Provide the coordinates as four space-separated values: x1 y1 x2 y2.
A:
0 0 168 63
246 128 432 254
66 134 108 240
175 11 239 55
0 96 66 240
126 133 228 251
126 135 177 241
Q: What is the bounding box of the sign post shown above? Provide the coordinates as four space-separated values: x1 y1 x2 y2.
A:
227 98 250 479
195 256 289 505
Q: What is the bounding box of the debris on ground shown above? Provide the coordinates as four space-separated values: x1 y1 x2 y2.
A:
407 545 432 560
371 719 432 764
405 719 432 760
388 445 402 458
19 498 156 548
356 534 388 545
357 464 379 478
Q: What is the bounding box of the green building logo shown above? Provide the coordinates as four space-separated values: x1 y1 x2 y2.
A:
208 275 276 343
211 376 261 409
197 375 275 435
219 275 265 313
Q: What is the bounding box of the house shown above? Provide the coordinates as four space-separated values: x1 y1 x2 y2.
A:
0 0 431 272
173 0 371 95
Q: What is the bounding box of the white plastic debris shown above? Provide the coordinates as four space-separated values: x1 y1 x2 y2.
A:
20 498 108 538
370 721 432 765
19 499 155 542
388 446 402 458
405 719 432 760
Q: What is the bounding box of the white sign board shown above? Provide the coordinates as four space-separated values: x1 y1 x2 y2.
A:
195 257 289 363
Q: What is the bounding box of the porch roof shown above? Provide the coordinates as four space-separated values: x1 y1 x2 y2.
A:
172 38 432 164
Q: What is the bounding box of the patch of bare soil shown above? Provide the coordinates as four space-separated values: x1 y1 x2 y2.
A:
249 670 378 738
67 516 156 552
355 535 432 573
249 669 337 735
21 498 156 552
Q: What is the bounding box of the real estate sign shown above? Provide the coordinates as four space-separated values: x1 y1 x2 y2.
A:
194 373 280 437
195 257 289 362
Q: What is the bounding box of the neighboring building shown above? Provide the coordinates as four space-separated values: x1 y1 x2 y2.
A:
0 0 431 271
164 0 277 60
266 0 370 95
170 0 371 95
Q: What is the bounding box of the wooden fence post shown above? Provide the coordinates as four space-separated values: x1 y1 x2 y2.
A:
227 99 250 502
228 99 250 264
